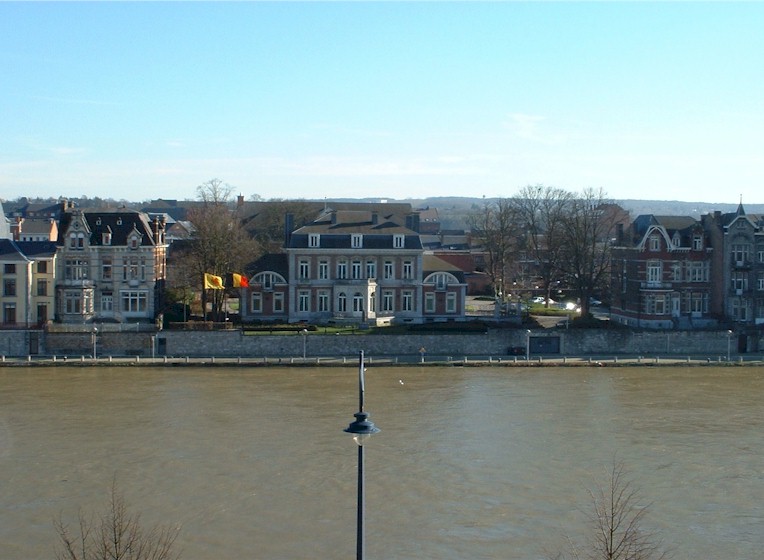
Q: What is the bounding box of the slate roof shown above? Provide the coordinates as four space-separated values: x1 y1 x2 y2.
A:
15 241 57 258
0 239 31 262
289 210 423 250
58 209 161 247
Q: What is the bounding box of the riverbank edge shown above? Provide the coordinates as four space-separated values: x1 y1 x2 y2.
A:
1 356 761 368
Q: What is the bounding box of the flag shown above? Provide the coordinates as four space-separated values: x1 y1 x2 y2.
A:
232 273 249 288
204 273 224 290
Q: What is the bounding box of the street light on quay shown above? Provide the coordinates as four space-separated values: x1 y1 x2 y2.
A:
301 328 308 359
344 350 380 560
525 329 531 361
727 329 733 362
91 326 98 360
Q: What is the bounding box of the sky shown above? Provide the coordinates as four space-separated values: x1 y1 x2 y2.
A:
1 2 763 204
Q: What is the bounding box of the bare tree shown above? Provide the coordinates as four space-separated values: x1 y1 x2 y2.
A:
512 184 573 307
181 179 260 320
467 198 520 300
558 188 624 317
549 461 669 560
54 481 180 560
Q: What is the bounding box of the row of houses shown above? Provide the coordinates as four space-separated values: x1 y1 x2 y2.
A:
0 201 168 327
2 196 764 331
611 202 764 330
0 200 469 327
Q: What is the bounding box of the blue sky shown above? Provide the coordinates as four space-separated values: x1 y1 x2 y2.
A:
1 2 763 204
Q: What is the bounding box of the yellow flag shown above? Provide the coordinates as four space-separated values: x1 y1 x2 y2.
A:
204 273 224 290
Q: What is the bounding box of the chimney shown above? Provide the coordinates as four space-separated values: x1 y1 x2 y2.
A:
371 211 378 225
13 217 22 241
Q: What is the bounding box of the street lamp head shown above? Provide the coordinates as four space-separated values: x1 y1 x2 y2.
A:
345 411 380 445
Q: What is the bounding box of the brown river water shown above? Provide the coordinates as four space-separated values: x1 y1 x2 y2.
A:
1 365 763 559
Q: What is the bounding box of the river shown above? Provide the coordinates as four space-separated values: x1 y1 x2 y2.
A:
1 365 762 559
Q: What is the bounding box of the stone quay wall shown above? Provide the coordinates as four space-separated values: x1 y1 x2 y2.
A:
0 328 758 359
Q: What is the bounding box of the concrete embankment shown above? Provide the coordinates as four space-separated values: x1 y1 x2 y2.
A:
1 327 762 365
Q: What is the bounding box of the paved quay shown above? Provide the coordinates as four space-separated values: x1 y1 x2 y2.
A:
0 354 762 368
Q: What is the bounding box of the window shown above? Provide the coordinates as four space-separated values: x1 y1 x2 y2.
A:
129 235 140 249
318 290 329 312
65 258 89 280
298 290 310 312
37 261 47 274
402 260 413 280
64 290 92 314
298 259 310 280
252 293 262 313
382 290 394 312
102 258 112 281
101 294 113 312
318 260 329 280
383 260 394 280
758 272 764 291
351 260 362 280
273 292 284 312
672 263 682 282
690 292 708 314
758 250 764 263
337 292 347 312
3 303 16 324
646 261 662 283
649 235 660 251
688 262 708 283
446 292 457 313
425 292 435 313
732 272 748 291
435 273 447 290
693 235 703 250
353 292 364 312
309 234 320 248
732 243 751 264
366 260 376 279
102 232 112 245
337 260 348 280
36 279 47 296
69 232 85 249
122 291 148 313
37 304 48 324
402 290 413 312
4 264 15 274
4 279 16 296
351 234 363 249
645 294 666 315
393 234 405 248
124 257 140 281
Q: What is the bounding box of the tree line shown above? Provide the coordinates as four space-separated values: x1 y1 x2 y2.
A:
467 185 625 318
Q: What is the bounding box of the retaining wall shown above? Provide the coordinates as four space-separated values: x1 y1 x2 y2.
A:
2 328 759 359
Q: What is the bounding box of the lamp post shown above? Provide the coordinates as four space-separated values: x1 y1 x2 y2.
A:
301 329 308 359
91 326 97 360
344 350 380 560
727 329 733 361
525 329 531 361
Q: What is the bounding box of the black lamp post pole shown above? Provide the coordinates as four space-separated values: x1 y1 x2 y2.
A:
344 350 379 560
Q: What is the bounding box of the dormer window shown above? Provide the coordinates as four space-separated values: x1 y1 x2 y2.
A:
128 235 140 249
393 234 405 249
103 232 112 245
351 234 363 248
309 234 320 248
672 232 681 247
693 235 703 250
